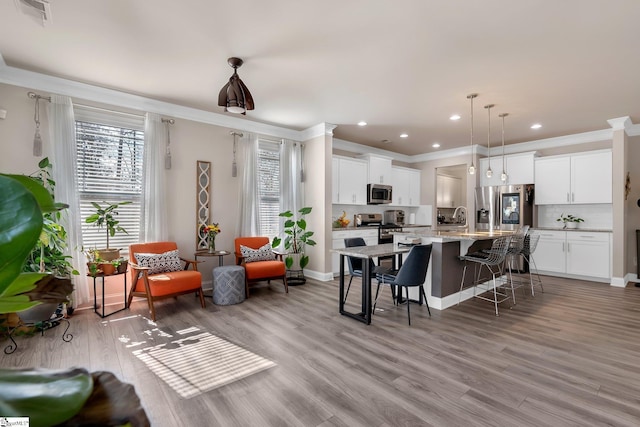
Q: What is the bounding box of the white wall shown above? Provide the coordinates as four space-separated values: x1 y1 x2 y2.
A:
0 82 242 289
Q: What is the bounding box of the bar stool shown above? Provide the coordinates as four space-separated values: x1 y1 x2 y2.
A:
504 233 527 303
521 233 543 296
458 236 512 316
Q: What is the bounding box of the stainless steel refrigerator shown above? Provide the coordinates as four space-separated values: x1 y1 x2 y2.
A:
475 184 534 232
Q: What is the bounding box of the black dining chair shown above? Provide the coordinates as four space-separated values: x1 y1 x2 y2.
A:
343 238 393 304
377 244 432 325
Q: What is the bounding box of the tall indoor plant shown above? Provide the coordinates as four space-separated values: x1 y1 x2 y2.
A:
272 206 316 270
0 172 148 426
85 200 131 260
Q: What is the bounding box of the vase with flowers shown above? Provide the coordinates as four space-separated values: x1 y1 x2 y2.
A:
202 223 221 253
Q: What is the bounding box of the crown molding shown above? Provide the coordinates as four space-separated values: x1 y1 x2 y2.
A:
333 138 414 163
300 123 337 141
0 58 312 141
607 116 640 136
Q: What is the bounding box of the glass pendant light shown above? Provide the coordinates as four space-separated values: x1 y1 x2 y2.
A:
499 113 509 182
467 93 477 175
484 104 494 179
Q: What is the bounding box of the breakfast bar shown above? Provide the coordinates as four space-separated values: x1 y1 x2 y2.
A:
394 229 516 310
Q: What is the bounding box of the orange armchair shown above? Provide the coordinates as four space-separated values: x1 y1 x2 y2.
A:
234 237 288 297
128 241 205 321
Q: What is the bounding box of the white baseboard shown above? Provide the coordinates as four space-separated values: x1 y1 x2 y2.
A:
305 269 333 282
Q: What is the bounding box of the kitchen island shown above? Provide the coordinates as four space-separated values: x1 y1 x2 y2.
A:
392 229 515 310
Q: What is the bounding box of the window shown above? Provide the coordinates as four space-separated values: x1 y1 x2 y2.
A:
257 140 280 238
74 106 145 254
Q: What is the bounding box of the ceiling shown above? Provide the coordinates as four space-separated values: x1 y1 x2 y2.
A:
1 0 639 156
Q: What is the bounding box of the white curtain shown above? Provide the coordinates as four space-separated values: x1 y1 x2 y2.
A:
236 133 260 236
48 95 89 306
140 113 168 242
280 139 304 216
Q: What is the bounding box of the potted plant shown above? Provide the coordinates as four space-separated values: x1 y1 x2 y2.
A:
85 200 131 261
557 213 584 229
0 173 149 425
272 206 316 271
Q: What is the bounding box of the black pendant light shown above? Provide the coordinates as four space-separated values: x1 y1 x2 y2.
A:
218 57 254 115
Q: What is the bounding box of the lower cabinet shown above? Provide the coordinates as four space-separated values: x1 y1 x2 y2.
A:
531 230 611 280
332 229 378 276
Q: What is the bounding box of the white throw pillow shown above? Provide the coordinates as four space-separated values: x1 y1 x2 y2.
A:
240 243 275 263
134 249 183 274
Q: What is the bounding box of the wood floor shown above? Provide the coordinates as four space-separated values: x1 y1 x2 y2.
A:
3 275 640 427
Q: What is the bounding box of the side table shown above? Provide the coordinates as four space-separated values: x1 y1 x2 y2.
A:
194 249 231 267
91 271 128 318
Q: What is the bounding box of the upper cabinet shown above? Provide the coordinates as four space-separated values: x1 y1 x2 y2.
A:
479 152 536 186
391 166 421 206
436 174 462 208
534 150 612 205
332 156 368 205
358 154 393 184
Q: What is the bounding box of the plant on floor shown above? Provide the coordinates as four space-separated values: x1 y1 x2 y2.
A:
0 174 148 426
272 206 316 270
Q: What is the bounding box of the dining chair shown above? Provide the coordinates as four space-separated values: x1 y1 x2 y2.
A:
343 238 393 305
520 233 543 296
458 236 511 316
378 244 432 325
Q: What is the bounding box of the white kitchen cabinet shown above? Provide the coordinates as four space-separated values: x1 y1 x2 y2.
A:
358 154 393 185
531 230 610 280
532 230 566 273
391 166 421 206
479 152 536 187
436 174 462 208
565 232 610 278
332 229 378 275
333 156 368 205
479 157 504 187
534 150 611 205
571 151 612 204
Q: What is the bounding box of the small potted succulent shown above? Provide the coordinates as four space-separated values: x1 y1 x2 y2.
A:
557 213 584 229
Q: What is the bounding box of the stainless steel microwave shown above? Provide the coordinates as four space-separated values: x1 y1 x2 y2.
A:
367 184 392 204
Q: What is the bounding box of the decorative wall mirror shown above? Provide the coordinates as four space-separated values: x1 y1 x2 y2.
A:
196 160 211 250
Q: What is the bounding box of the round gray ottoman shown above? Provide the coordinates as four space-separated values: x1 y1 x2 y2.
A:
213 265 246 305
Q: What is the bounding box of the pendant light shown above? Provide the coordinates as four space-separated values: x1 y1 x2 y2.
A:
484 104 494 179
499 113 509 182
467 93 478 175
218 57 254 115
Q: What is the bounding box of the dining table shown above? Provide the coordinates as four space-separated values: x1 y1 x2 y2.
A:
331 243 411 325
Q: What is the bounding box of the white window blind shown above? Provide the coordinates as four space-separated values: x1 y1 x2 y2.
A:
74 107 145 254
258 140 281 238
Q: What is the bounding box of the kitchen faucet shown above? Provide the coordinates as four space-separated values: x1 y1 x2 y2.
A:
452 206 467 225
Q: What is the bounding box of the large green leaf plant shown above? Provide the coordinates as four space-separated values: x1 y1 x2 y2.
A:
0 173 70 314
272 206 316 269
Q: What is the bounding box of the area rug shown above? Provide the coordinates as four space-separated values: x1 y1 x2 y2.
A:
114 316 276 398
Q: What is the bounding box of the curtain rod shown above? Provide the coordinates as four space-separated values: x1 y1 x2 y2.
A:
27 91 51 102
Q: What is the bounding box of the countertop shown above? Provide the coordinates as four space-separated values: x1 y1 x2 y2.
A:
332 224 432 231
394 229 516 242
532 227 612 233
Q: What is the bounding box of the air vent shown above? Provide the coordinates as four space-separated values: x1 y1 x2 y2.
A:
15 0 52 25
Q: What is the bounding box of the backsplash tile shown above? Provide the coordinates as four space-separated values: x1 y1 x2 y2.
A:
537 204 613 229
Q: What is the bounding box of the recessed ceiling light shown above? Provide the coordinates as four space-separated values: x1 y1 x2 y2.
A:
400 133 408 138
432 143 440 148
450 114 461 121
531 123 542 129
357 121 367 126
